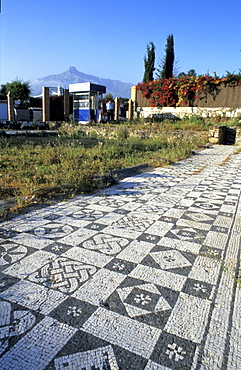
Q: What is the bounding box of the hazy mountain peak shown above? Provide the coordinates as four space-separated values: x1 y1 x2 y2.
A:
67 66 78 71
31 67 134 98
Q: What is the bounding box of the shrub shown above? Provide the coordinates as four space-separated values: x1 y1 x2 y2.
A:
117 127 129 141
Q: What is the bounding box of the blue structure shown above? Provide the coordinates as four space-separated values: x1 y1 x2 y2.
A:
69 82 106 123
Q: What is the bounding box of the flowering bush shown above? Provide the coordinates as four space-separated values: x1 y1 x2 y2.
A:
137 74 241 107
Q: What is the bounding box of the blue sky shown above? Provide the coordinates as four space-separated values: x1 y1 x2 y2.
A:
0 0 240 88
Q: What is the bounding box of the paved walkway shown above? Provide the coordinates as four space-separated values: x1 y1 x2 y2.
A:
0 145 240 370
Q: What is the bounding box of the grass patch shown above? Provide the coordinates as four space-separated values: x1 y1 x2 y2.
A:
0 126 208 212
126 115 211 131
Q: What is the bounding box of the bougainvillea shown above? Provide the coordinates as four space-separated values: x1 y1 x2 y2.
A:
136 74 241 107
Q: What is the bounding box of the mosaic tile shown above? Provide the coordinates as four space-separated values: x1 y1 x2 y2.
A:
53 330 148 370
0 280 66 314
107 282 180 330
28 257 97 294
199 244 223 260
55 216 92 228
104 258 137 275
179 210 215 224
43 213 62 221
149 250 193 271
0 243 29 268
114 215 154 232
81 233 129 255
0 145 240 369
212 214 234 228
150 331 197 369
11 232 54 249
102 225 142 239
2 250 56 278
64 208 104 220
144 359 172 369
188 256 221 285
93 212 125 225
164 292 211 343
130 205 169 220
0 275 19 293
182 278 214 300
82 307 161 359
84 222 108 231
0 300 40 356
58 228 98 246
54 345 119 370
145 221 174 238
116 240 154 264
49 297 97 329
210 225 229 233
137 233 161 244
32 222 75 239
4 218 50 233
113 208 131 215
204 230 229 249
118 283 172 317
43 242 72 255
164 226 203 244
72 268 126 305
48 205 86 216
62 246 112 268
220 203 237 213
188 205 220 215
129 264 186 291
161 207 186 219
0 317 77 370
0 229 19 239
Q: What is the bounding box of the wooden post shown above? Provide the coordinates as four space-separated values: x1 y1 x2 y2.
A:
114 97 119 121
128 99 133 120
63 89 69 121
42 87 50 122
7 91 14 121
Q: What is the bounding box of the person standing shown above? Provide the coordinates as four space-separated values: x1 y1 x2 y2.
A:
106 100 114 121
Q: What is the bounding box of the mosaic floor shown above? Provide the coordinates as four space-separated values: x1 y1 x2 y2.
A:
0 145 240 370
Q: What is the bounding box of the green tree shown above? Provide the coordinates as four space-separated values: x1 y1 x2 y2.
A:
187 69 197 77
103 93 114 102
143 42 155 82
178 72 186 79
0 79 31 103
157 34 175 79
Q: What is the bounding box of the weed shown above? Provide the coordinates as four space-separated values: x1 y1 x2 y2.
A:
191 165 207 175
219 155 232 165
117 127 129 141
0 207 6 217
185 221 241 288
233 147 241 155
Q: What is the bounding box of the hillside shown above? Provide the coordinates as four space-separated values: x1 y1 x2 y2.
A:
31 66 134 98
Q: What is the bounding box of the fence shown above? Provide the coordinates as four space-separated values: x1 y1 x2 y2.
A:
134 85 241 109
129 85 241 119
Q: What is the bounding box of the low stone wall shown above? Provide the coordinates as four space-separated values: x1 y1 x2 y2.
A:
62 124 207 144
63 123 241 146
135 106 241 119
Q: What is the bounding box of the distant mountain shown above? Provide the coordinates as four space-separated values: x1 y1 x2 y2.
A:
31 66 134 98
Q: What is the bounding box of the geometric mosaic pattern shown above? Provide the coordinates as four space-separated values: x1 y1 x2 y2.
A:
0 145 240 369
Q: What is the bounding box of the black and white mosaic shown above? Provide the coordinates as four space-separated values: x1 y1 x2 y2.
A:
0 145 240 369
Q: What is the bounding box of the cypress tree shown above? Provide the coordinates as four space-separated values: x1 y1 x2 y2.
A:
143 42 155 82
161 34 175 79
